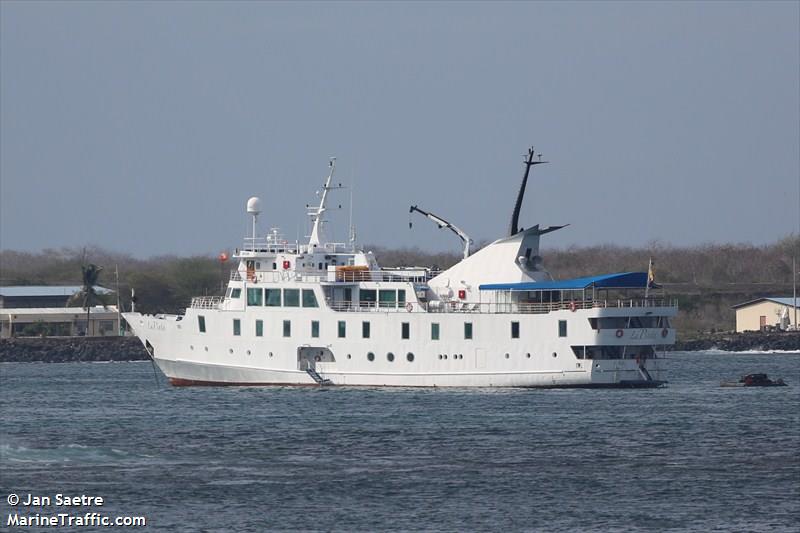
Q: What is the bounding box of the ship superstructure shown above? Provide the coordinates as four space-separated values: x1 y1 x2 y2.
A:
124 151 677 387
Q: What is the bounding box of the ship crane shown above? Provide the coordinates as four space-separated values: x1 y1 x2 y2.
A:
409 205 473 259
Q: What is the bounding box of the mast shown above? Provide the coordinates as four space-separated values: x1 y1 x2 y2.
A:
509 147 547 236
308 158 337 248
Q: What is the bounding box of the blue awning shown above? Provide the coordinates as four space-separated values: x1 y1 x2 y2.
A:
479 272 650 291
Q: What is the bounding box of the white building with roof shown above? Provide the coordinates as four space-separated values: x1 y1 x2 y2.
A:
732 297 799 332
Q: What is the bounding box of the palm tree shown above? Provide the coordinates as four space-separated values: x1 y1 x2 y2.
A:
68 263 104 336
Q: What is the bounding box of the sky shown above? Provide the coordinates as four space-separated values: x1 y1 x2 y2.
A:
1 1 798 258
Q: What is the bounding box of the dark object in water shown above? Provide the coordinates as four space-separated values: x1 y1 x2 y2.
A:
721 373 788 387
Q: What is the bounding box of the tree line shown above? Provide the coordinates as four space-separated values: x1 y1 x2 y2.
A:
1 234 797 333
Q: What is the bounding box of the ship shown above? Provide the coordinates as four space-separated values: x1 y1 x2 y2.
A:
124 148 678 387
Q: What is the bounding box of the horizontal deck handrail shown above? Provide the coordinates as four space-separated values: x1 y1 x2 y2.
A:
190 296 224 309
325 298 679 314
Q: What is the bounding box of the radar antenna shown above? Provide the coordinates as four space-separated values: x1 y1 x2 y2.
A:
409 205 473 259
509 146 548 236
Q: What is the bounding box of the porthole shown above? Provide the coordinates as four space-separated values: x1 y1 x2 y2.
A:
246 350 251 355
552 352 557 358
204 346 208 352
526 353 531 358
269 351 273 357
229 349 234 354
459 354 463 359
438 354 442 360
444 354 448 360
190 345 194 350
367 352 375 362
407 352 414 362
347 354 352 359
505 353 510 359
387 352 395 362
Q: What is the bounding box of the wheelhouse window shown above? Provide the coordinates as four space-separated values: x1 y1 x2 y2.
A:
362 321 371 339
511 321 520 339
558 320 567 337
284 289 300 307
379 289 397 308
338 321 346 338
398 289 406 306
283 320 291 337
233 319 241 336
255 319 264 337
247 288 263 306
401 322 410 339
431 323 440 340
464 322 473 340
302 289 319 308
265 289 282 307
230 288 242 299
198 316 206 333
311 320 319 338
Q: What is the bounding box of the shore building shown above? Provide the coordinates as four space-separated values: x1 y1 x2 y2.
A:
732 297 799 332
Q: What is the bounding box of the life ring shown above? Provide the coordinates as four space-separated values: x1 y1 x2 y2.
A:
405 302 413 312
615 329 624 338
661 328 669 338
569 301 577 312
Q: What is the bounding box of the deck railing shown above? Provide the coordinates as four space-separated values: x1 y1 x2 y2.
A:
326 298 678 314
190 296 224 309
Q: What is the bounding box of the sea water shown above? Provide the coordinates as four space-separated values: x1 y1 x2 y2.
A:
1 352 798 532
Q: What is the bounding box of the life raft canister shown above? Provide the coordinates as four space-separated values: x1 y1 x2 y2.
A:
615 329 624 338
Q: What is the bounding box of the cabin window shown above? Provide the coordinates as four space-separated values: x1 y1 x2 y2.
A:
406 352 414 362
511 321 520 339
284 289 300 307
311 320 319 338
401 322 410 339
387 352 395 362
247 288 263 306
464 322 473 340
379 289 396 308
344 288 352 302
362 321 370 339
559 320 567 337
318 262 323 270
359 289 377 307
431 323 440 340
302 289 319 308
338 321 346 338
265 289 281 307
230 288 242 299
198 316 206 333
367 352 375 362
233 319 241 336
255 320 264 337
283 320 291 337
398 289 406 305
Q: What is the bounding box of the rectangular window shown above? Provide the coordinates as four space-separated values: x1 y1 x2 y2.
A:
230 288 242 299
265 289 282 307
338 320 346 338
431 322 439 340
379 289 397 308
464 322 473 340
198 315 206 333
511 321 520 339
401 322 410 339
255 319 263 337
311 320 319 338
247 288 263 306
302 289 319 308
362 321 370 339
360 289 377 306
284 289 300 307
344 288 352 302
283 320 291 337
233 319 241 336
559 320 567 337
398 289 406 306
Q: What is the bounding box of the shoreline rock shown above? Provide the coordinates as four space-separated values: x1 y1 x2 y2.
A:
0 337 149 363
671 331 799 352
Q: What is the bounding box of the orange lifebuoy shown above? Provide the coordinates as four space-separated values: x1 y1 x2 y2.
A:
405 302 413 312
569 301 577 312
615 329 624 338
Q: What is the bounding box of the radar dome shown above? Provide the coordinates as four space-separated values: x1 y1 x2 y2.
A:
246 197 262 215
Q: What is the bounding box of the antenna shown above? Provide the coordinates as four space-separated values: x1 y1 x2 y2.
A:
349 166 356 251
509 146 548 236
246 197 262 251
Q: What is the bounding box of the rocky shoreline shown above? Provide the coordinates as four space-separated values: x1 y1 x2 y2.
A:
0 331 797 363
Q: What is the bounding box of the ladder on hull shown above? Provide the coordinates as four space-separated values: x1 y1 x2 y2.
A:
306 368 333 386
637 362 654 382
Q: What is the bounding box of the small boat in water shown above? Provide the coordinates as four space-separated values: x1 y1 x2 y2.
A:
721 373 788 387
